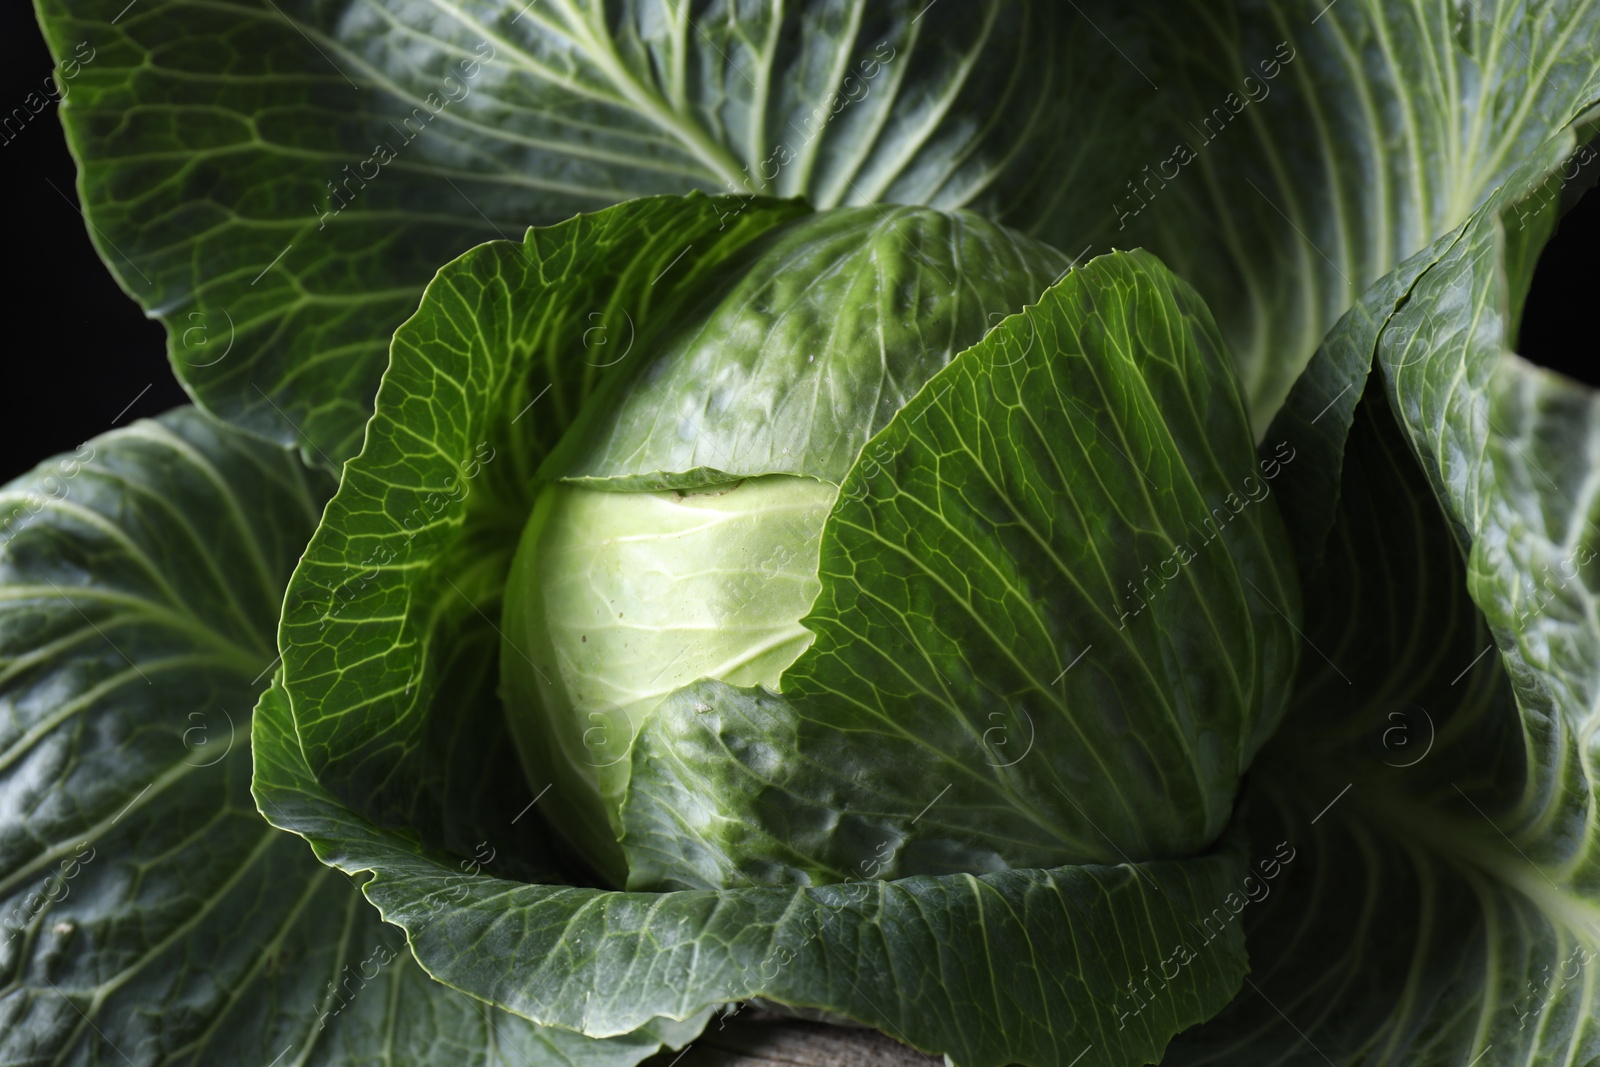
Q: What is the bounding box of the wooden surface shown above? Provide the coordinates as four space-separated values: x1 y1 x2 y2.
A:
646 1012 938 1066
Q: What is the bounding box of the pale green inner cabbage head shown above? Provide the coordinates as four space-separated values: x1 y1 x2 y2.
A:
503 476 837 881
534 477 833 726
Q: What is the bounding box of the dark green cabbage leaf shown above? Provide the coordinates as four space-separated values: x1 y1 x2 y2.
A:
0 409 690 1066
1161 113 1600 1067
34 0 1600 462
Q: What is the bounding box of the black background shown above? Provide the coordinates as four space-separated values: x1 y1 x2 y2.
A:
3 5 1594 482
3 3 184 480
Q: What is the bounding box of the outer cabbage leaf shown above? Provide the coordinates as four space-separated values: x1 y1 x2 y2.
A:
34 0 1600 462
1256 116 1599 575
256 672 1251 1067
0 410 675 1066
618 249 1300 890
1161 128 1600 1066
1162 380 1534 1065
34 0 1069 464
1062 0 1600 436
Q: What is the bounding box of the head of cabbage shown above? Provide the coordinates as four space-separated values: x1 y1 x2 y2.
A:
499 206 1288 887
499 207 1071 882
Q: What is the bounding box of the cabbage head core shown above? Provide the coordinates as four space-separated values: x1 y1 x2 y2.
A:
502 475 833 878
